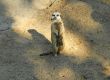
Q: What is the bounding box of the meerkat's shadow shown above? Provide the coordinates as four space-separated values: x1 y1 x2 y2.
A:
28 29 53 56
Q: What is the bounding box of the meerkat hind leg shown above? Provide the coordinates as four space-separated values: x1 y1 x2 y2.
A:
52 45 58 56
52 36 58 56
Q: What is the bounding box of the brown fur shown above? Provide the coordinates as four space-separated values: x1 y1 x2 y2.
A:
51 21 65 56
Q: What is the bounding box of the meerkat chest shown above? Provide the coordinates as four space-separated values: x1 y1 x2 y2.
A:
54 22 62 31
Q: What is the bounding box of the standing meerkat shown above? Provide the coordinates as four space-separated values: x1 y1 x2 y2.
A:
51 12 65 56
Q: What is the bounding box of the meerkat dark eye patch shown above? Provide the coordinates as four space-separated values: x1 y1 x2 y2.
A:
57 14 59 16
52 14 55 16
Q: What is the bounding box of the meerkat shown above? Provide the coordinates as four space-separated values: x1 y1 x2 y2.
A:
51 12 65 56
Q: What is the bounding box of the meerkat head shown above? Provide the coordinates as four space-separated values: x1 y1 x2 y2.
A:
51 12 62 22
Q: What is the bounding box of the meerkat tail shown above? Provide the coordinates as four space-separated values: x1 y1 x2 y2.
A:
39 52 53 56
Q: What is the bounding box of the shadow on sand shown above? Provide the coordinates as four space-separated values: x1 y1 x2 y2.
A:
28 29 53 56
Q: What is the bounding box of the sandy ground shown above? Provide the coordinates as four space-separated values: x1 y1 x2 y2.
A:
0 0 110 80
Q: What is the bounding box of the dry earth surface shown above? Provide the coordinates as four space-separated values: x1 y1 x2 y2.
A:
0 0 110 80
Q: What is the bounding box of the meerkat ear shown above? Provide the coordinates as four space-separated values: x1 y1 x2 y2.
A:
50 16 52 20
51 17 53 21
60 14 62 18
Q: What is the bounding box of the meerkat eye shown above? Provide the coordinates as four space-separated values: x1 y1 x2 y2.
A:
52 14 55 16
57 14 59 16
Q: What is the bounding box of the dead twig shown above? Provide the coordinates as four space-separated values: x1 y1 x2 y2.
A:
49 0 57 7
